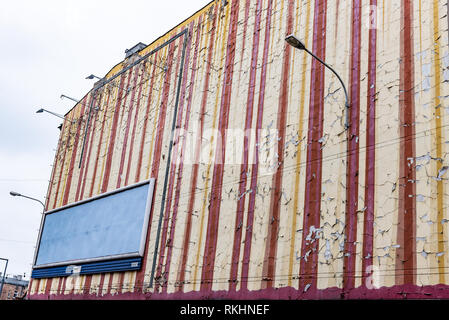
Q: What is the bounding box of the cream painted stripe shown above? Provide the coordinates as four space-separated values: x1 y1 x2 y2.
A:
179 15 212 293
95 77 121 195
354 0 370 288
139 39 181 291
108 67 135 191
372 0 400 288
246 0 281 292
284 0 311 290
58 104 83 207
275 0 298 289
126 62 152 185
436 0 449 285
47 118 71 210
144 45 169 180
316 0 351 290
124 60 154 293
414 0 432 287
236 0 265 291
192 2 230 291
211 0 251 292
153 38 188 288
164 23 204 293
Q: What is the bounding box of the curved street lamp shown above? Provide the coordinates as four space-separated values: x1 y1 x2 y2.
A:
9 191 46 284
60 94 80 103
285 34 350 129
9 191 45 209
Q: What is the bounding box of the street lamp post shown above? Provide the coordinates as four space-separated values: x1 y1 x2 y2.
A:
60 94 80 103
285 34 350 129
0 258 8 299
36 108 74 123
9 191 46 286
9 191 45 209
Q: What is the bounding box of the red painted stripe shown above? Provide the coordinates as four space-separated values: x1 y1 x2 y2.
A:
234 0 251 89
61 97 88 206
106 273 114 295
343 0 362 290
201 0 240 292
176 7 218 293
102 73 133 296
154 38 185 293
116 66 141 189
100 72 129 193
74 93 96 202
115 64 150 294
81 91 110 293
362 0 377 283
261 0 295 290
57 277 63 295
163 23 199 291
157 23 195 294
88 93 111 198
229 0 261 291
83 276 92 295
133 39 178 292
79 92 104 200
98 274 106 296
52 113 76 209
44 116 69 211
396 0 416 285
60 277 67 295
124 62 147 186
135 51 160 183
45 278 52 296
299 0 328 290
240 0 273 291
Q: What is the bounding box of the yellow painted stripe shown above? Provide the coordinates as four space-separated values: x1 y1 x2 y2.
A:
432 0 445 284
145 46 168 180
58 106 82 207
288 0 312 287
97 80 121 195
193 2 231 290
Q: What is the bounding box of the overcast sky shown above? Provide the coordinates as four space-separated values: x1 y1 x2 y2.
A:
0 0 211 280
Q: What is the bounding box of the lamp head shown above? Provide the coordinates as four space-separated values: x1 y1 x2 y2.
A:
36 108 44 113
285 34 306 50
9 191 21 197
85 74 95 80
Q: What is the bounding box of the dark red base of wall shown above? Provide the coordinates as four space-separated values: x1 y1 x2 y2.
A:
30 284 449 300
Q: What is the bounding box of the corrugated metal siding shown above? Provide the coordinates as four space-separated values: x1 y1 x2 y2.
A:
30 0 449 299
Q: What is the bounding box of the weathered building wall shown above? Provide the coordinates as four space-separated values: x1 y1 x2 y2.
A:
30 0 449 299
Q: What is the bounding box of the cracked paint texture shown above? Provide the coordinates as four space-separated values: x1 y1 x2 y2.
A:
30 0 449 299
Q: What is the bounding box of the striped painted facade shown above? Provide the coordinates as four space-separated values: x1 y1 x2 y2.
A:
30 0 449 299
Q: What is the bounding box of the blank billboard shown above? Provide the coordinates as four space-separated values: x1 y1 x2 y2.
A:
33 180 155 269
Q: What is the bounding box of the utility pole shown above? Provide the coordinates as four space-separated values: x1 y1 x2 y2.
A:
0 258 8 299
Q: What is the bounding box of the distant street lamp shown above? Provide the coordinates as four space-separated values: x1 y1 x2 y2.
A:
9 191 45 209
36 108 66 121
285 34 350 129
9 192 46 283
36 108 74 128
60 94 80 103
85 74 102 80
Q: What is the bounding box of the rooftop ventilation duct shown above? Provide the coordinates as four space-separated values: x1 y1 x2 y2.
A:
125 42 147 59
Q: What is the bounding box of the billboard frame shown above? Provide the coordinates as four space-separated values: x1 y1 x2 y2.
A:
32 179 155 270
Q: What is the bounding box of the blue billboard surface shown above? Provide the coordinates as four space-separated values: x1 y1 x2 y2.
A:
34 180 154 267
